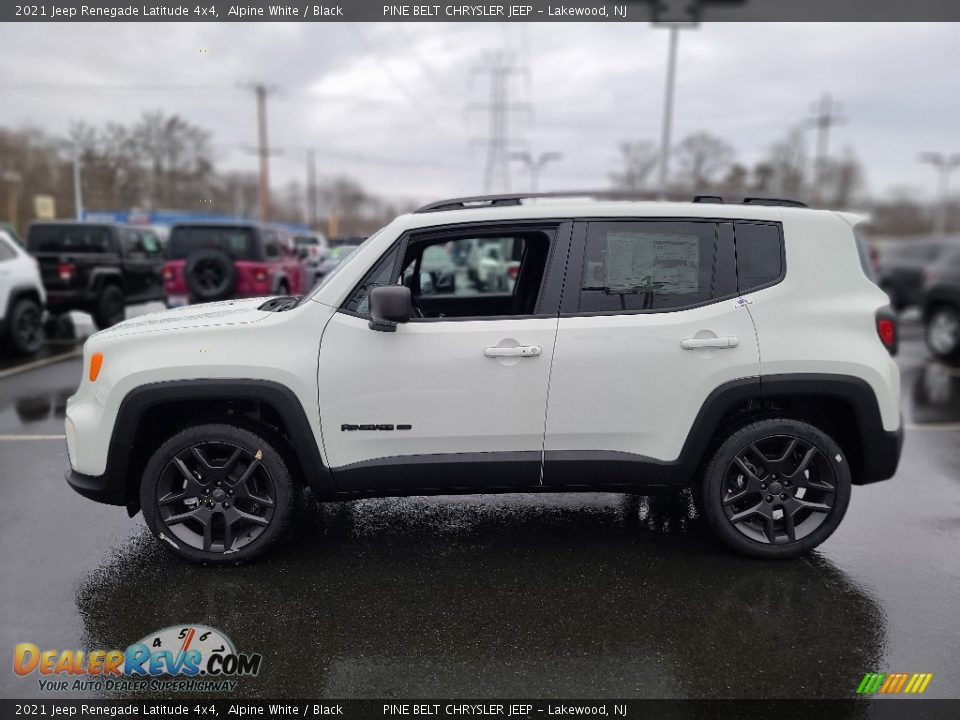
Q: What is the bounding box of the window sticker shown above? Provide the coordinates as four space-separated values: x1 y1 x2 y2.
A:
604 232 700 295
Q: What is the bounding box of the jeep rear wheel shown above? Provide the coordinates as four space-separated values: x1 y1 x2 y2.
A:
701 419 851 559
141 424 297 564
3 297 44 355
93 285 125 330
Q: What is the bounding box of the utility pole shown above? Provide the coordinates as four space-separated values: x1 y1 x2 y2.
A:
72 143 84 220
469 52 530 194
306 149 318 231
1 170 21 233
807 93 844 201
510 151 563 193
241 82 279 221
919 152 960 240
653 22 696 198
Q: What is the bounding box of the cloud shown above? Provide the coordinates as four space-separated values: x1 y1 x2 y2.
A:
0 21 956 204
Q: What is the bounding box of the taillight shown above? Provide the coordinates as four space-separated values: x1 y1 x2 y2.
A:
162 266 174 282
253 268 268 283
876 309 898 355
58 262 74 281
508 264 520 279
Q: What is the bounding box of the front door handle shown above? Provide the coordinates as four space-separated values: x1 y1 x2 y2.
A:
680 336 739 350
484 345 542 358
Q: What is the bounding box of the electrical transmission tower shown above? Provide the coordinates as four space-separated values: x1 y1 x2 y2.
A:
469 52 530 194
806 93 844 202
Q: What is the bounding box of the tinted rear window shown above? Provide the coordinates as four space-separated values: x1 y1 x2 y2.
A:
168 226 257 260
27 225 113 254
735 222 784 292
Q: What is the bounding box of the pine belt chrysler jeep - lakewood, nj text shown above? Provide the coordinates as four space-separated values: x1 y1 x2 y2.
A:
64 195 903 563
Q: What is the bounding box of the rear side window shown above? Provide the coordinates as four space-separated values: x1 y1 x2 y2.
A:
27 225 112 254
168 226 257 260
735 221 784 292
579 221 723 312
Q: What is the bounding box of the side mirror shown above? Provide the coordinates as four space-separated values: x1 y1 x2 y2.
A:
369 285 412 332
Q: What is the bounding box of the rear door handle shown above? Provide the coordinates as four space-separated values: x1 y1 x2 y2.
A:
484 345 542 358
680 336 739 350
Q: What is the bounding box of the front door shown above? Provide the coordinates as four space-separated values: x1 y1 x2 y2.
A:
317 223 570 492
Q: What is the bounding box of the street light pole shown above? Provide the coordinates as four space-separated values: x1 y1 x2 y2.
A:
510 151 563 193
73 144 84 221
654 23 695 198
919 152 960 240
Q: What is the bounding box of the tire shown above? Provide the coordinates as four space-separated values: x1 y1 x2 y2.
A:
926 304 960 362
3 296 44 356
140 423 297 565
93 284 125 330
700 418 851 559
184 249 236 302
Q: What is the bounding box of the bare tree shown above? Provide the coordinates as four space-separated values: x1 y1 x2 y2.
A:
672 132 734 190
609 141 659 192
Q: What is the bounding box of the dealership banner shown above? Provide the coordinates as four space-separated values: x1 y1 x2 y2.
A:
3 700 960 719
6 0 960 22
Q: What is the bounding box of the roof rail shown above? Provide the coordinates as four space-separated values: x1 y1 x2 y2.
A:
413 190 668 214
741 197 808 208
693 195 724 204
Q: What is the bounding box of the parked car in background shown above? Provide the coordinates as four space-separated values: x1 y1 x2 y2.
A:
0 228 45 355
419 244 457 293
26 221 165 329
294 232 329 287
312 243 360 286
876 238 959 311
470 240 511 291
163 223 305 305
922 246 960 361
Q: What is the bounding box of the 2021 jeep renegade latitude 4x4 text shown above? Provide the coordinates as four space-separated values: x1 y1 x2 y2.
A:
64 197 903 563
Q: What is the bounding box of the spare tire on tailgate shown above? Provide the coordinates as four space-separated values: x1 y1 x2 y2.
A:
184 249 236 302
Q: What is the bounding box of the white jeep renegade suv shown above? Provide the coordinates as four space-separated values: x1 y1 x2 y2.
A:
65 196 903 562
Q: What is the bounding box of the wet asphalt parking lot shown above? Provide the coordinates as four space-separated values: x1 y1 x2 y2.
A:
0 308 958 701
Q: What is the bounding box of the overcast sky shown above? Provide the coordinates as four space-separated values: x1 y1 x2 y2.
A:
1 22 957 206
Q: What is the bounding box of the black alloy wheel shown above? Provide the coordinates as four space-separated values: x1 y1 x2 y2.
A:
721 435 836 545
701 419 851 559
156 441 276 553
141 424 296 564
6 298 44 355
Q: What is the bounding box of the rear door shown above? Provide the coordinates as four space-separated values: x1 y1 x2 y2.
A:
542 219 761 484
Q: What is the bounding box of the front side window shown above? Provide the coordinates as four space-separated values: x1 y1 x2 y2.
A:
579 221 720 312
343 227 552 320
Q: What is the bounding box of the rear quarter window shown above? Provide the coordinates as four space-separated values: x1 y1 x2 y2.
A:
168 226 257 260
735 221 784 292
27 225 113 254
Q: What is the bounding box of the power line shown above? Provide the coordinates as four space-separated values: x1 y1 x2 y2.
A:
806 93 844 201
468 51 531 193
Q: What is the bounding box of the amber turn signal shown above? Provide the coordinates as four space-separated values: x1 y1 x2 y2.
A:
89 352 104 382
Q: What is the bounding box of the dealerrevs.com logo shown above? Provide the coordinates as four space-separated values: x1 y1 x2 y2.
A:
13 625 262 693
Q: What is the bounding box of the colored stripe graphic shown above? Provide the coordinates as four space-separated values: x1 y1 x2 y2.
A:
858 672 933 695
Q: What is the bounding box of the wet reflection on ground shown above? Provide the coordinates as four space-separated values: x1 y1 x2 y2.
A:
77 493 884 700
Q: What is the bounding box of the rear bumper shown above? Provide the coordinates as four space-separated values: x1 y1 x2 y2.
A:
856 417 905 485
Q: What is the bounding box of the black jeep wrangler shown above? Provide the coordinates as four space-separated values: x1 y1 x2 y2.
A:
26 221 166 329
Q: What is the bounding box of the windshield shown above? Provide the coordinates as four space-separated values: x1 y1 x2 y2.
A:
294 236 318 246
306 229 383 300
168 225 257 260
27 224 112 254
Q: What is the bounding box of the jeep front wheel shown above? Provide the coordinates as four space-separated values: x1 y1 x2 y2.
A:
700 419 851 559
141 424 297 564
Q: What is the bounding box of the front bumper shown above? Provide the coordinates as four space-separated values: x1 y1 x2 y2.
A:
65 468 127 506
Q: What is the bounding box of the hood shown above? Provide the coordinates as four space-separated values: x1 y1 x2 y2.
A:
94 297 274 338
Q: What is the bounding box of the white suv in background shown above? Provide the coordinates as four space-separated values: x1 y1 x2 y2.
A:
64 195 903 563
0 228 45 356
